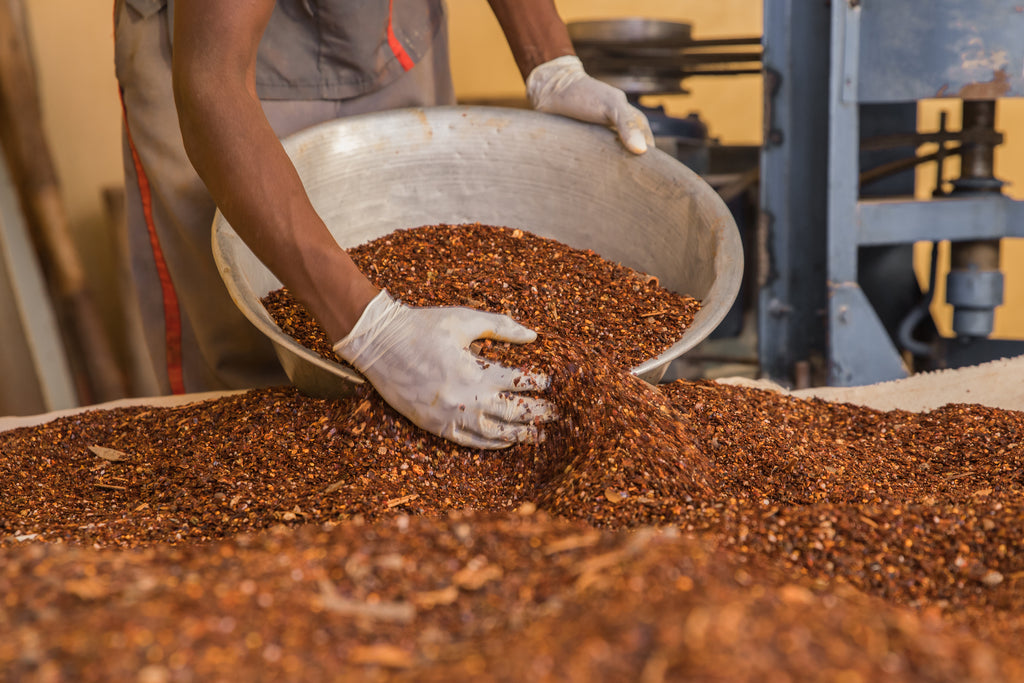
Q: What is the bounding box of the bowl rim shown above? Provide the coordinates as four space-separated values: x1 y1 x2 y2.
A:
212 105 744 389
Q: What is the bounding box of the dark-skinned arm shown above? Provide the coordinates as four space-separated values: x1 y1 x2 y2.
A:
170 0 553 448
171 0 378 343
486 0 576 78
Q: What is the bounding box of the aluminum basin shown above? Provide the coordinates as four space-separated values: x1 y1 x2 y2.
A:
212 106 743 398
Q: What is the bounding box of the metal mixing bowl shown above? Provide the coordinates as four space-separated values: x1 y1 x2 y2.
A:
212 106 743 398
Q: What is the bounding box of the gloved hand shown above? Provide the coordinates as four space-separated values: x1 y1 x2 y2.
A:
333 290 554 449
526 55 655 155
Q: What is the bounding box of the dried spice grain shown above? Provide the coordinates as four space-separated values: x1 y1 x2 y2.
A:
3 512 1022 682
262 223 700 371
4 370 1024 673
5 219 1024 677
4 362 1024 665
660 380 1024 654
0 336 714 548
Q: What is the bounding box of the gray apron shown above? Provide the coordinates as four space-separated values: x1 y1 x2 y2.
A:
115 0 454 394
124 0 445 100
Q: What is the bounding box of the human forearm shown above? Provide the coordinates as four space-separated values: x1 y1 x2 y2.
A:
167 0 552 448
171 0 377 340
486 0 575 78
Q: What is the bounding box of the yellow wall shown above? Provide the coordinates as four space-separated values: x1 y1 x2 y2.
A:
24 2 123 239
24 1 125 336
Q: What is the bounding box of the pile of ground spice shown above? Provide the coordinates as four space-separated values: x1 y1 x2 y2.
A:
0 335 713 548
3 362 1024 676
262 222 701 371
4 223 1024 678
4 511 1020 682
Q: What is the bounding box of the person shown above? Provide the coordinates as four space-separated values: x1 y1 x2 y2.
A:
114 0 653 448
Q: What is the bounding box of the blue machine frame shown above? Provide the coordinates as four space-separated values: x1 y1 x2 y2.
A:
760 0 1024 388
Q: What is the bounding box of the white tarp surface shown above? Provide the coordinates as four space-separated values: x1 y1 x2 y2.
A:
0 390 245 434
720 355 1024 413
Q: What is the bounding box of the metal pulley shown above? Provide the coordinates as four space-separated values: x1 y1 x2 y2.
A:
567 18 762 98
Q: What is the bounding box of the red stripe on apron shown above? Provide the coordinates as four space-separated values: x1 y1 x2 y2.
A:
118 92 187 395
386 0 416 71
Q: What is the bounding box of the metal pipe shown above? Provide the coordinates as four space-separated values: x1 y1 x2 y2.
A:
958 101 998 189
946 100 1004 338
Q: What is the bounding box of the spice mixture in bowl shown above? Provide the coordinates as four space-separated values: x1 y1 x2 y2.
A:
262 223 702 374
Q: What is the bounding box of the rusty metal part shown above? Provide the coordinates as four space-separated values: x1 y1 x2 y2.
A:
859 145 963 189
955 69 1012 100
947 100 1003 338
955 101 1001 192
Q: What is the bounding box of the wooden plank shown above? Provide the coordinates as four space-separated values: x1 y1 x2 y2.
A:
0 0 126 403
0 143 76 413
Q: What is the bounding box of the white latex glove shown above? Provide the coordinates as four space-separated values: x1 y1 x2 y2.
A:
526 55 655 155
333 290 554 449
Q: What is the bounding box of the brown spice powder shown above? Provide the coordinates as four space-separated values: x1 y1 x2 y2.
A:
3 360 1023 669
2 223 1024 678
262 223 701 370
3 511 1021 682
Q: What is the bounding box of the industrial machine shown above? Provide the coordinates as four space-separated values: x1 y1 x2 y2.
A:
568 18 762 348
568 18 761 177
572 5 1024 389
762 0 1024 387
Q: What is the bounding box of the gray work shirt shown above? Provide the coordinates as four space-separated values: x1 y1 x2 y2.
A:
124 0 446 100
